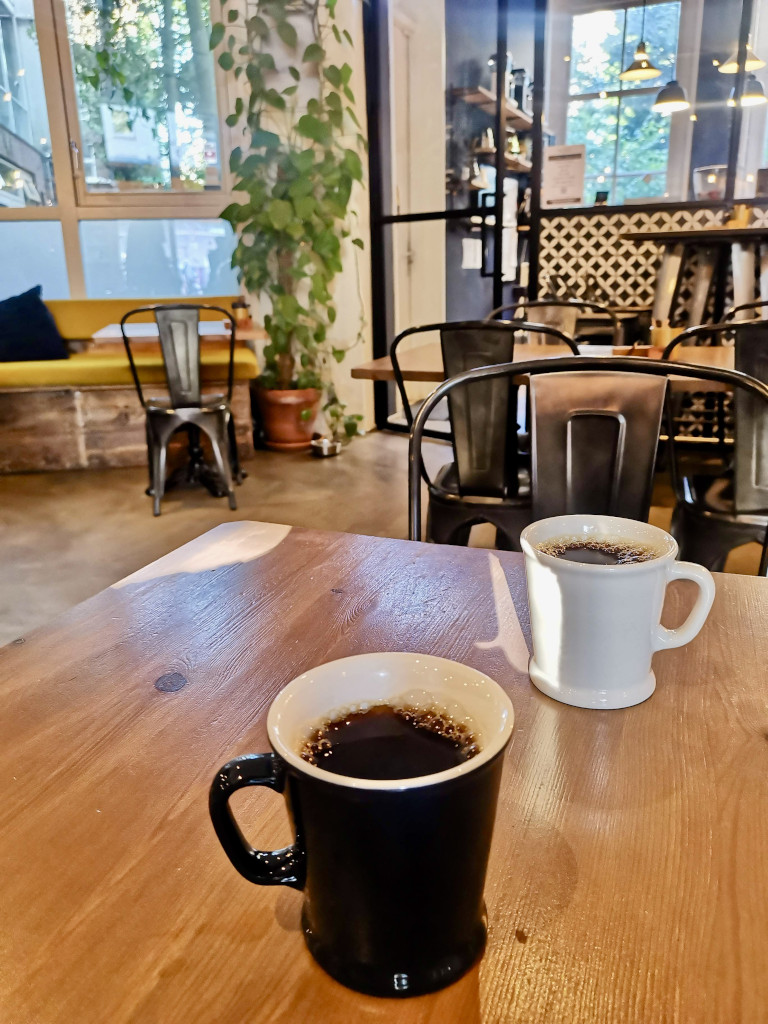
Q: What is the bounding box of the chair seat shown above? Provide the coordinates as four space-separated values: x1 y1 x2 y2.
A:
681 473 768 526
146 395 229 414
429 462 531 505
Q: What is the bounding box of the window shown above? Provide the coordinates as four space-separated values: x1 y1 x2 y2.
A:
0 0 235 302
566 2 682 204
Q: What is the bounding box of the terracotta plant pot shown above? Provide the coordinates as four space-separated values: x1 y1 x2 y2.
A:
256 386 321 451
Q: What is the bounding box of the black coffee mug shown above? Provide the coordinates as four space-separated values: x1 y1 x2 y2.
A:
209 652 514 997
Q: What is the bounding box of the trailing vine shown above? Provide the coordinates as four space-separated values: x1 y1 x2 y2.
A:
211 0 365 438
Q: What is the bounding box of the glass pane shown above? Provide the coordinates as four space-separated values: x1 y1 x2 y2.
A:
622 2 680 92
616 92 670 202
0 0 55 206
569 9 626 96
80 219 237 298
0 221 68 299
566 97 619 181
65 0 221 194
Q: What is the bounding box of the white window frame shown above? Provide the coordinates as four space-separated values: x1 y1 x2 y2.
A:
0 0 235 299
546 0 704 205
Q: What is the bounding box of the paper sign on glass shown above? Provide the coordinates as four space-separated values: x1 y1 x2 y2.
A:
542 145 586 209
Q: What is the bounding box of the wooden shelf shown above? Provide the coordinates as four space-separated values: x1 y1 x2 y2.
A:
473 148 533 173
452 87 534 131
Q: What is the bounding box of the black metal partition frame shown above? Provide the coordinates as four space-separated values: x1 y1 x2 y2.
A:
362 0 546 429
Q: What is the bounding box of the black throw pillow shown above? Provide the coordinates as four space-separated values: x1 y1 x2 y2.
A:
0 286 68 362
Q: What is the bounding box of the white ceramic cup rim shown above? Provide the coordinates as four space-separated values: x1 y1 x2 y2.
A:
520 514 678 571
266 652 515 792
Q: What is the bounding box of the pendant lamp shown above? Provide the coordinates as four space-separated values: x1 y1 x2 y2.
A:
620 0 662 82
718 39 766 75
652 79 690 114
728 73 768 107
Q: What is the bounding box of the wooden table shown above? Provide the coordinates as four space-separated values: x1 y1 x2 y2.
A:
351 341 735 386
2 521 767 1022
87 321 266 354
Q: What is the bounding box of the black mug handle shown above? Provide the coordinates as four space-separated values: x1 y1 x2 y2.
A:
209 753 305 889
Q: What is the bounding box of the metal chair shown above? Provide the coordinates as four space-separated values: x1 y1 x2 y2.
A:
409 358 768 578
392 321 579 548
725 300 768 321
486 299 622 346
391 319 579 429
662 320 768 572
121 304 240 516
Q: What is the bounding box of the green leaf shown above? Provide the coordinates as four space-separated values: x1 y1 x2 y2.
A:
96 49 109 69
343 29 353 45
227 9 239 22
218 52 234 71
324 65 342 88
229 146 242 171
247 15 269 38
209 23 225 49
263 88 286 109
294 195 316 219
346 105 361 128
268 198 293 229
303 43 325 62
352 237 364 249
289 149 315 172
326 92 342 110
328 306 337 324
252 128 280 149
299 408 313 422
327 0 338 14
277 20 297 48
297 113 331 144
332 24 341 43
283 85 298 96
220 202 246 226
343 85 355 103
343 149 363 181
225 112 238 127
340 63 353 85
289 65 301 81
332 347 345 362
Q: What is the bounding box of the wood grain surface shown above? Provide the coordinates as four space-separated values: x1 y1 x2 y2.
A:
351 341 736 384
1 521 767 1023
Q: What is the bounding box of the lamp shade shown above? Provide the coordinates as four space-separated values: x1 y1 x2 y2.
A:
731 73 768 107
619 42 662 82
718 43 766 74
652 79 690 114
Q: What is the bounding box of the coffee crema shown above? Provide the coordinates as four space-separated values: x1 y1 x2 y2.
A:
536 537 659 565
300 703 480 780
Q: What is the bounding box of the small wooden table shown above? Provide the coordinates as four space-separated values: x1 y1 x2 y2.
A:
1 521 767 1022
87 321 266 355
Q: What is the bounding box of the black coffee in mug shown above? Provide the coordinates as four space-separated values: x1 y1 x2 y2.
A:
300 703 480 779
536 537 659 565
209 653 515 998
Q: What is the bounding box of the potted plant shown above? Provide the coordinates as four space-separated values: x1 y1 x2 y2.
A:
211 0 365 449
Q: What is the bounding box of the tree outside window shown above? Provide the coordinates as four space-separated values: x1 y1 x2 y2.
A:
566 2 681 204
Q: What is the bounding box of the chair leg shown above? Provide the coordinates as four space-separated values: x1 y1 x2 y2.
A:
203 418 237 511
227 414 245 484
151 432 169 517
427 500 475 545
759 525 768 577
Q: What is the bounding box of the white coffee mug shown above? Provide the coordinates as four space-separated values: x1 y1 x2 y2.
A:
520 515 716 709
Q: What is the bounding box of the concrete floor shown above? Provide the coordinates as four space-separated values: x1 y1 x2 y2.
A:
0 431 762 646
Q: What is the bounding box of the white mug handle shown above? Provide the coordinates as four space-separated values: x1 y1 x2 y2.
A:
652 561 716 652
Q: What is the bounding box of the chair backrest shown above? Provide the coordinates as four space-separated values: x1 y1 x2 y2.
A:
734 322 768 510
663 319 768 513
408 356 768 541
529 372 667 521
486 299 621 344
389 318 578 429
440 324 517 497
120 303 236 408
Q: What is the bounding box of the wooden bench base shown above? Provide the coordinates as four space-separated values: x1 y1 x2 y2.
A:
0 381 254 474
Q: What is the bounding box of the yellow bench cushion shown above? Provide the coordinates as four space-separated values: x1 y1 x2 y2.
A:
0 349 259 389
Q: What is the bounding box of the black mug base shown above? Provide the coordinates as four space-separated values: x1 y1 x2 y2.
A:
302 909 487 998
